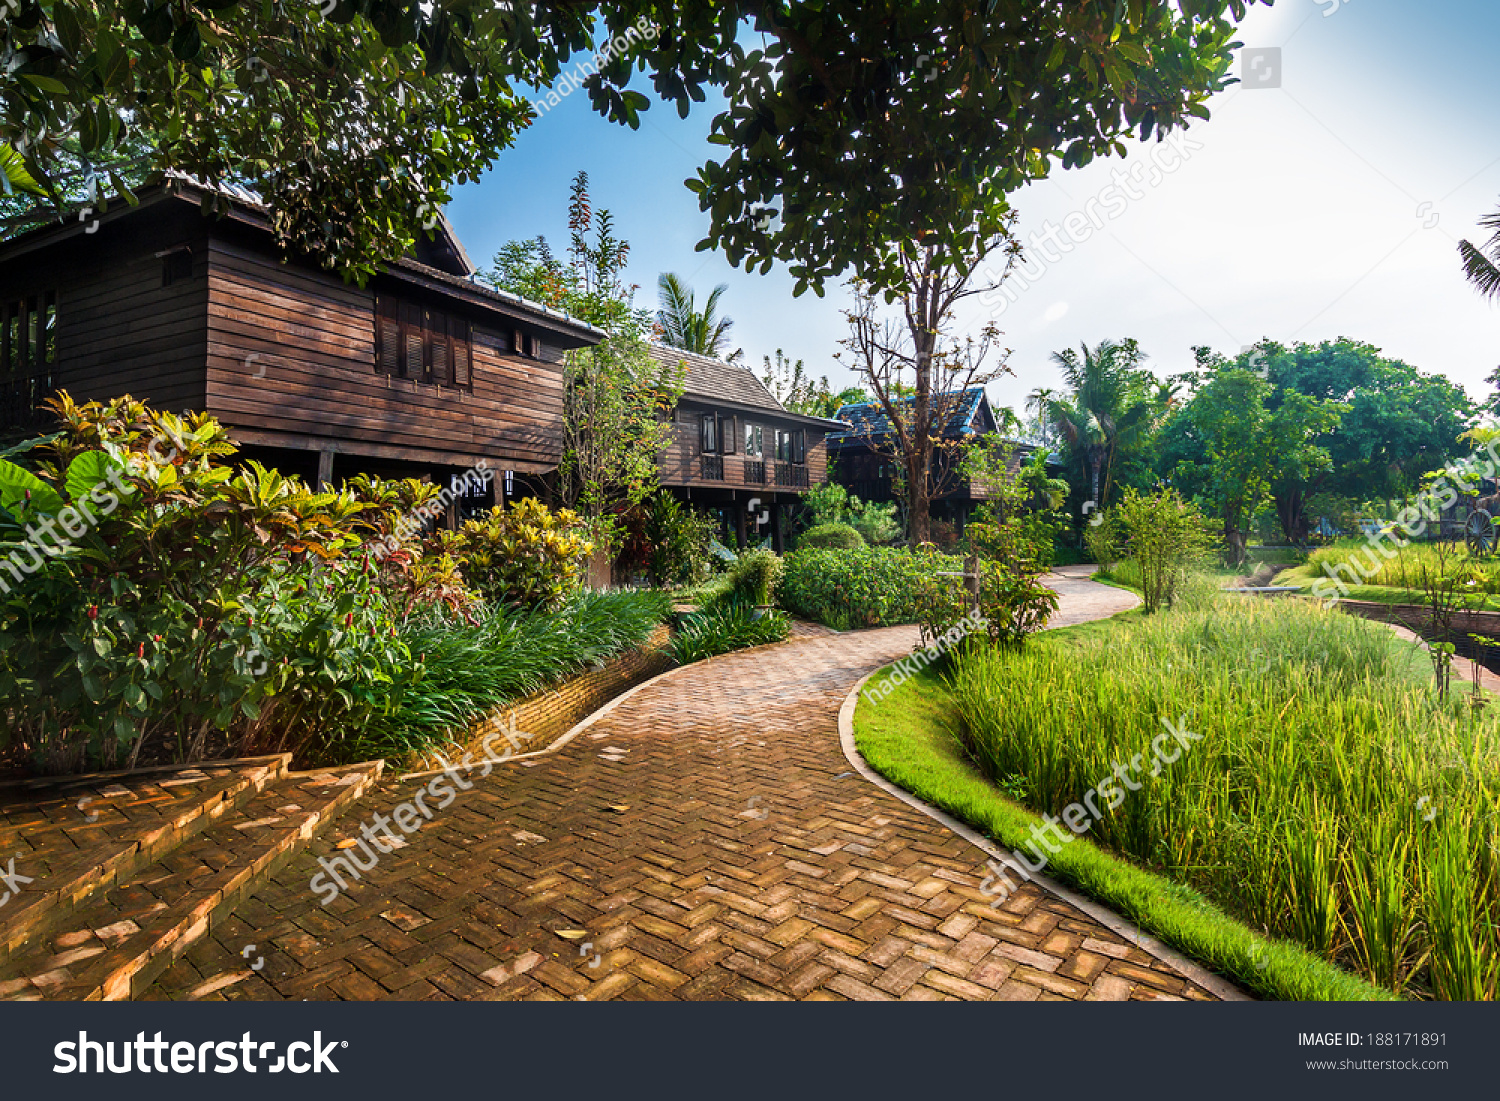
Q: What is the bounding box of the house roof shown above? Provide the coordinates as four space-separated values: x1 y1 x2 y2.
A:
827 387 991 450
647 344 785 410
645 344 847 428
0 177 605 348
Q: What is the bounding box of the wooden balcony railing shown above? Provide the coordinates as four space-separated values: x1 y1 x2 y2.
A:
701 454 725 481
0 376 55 432
775 463 809 488
743 459 766 484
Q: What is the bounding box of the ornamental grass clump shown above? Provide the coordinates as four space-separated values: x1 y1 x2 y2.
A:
949 594 1500 999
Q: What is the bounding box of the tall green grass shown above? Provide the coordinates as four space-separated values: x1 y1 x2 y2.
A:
306 590 670 765
949 596 1500 999
1306 538 1500 594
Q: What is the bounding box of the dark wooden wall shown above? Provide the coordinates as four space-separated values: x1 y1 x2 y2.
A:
0 200 209 417
659 401 828 491
203 229 567 472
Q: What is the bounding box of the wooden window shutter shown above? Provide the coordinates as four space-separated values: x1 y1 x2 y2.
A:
375 296 400 374
429 310 450 385
720 414 736 454
401 302 424 378
452 320 472 388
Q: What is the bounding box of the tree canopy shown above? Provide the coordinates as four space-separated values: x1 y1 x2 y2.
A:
3 0 1268 289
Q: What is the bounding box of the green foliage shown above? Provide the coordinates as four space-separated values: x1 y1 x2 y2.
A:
908 556 1058 653
727 547 782 606
802 478 901 545
0 393 413 771
962 440 1071 569
759 350 866 418
669 598 789 664
5 2 1268 291
482 173 682 547
656 273 735 357
798 522 864 550
625 491 717 587
1043 339 1159 510
438 498 593 612
950 595 1500 1000
1110 487 1216 613
780 545 1051 635
326 590 670 765
1167 354 1342 564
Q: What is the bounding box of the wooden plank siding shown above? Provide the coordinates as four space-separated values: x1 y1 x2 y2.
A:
203 234 567 472
658 402 829 492
0 205 210 416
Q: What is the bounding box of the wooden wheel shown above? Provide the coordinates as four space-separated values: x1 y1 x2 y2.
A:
1466 509 1497 557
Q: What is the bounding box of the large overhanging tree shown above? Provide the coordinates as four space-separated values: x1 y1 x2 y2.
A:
3 1 1267 289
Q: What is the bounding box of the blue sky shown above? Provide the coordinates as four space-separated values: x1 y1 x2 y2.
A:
448 0 1500 418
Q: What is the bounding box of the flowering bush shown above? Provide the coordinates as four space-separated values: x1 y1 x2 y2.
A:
438 497 592 610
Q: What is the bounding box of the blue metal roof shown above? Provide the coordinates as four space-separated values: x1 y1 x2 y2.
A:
827 387 988 451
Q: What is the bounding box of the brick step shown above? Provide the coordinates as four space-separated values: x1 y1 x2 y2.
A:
0 755 292 968
0 761 382 1001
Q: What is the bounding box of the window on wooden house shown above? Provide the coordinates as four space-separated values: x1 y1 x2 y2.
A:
0 292 56 378
161 248 193 287
743 423 763 459
374 295 473 389
699 412 718 454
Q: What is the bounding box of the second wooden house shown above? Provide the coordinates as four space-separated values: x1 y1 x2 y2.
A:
647 344 846 551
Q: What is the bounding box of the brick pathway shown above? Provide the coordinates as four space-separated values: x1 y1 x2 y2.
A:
148 570 1233 1002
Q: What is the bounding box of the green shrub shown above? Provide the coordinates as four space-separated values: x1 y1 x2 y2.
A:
670 597 790 664
728 547 782 606
799 481 902 545
616 491 718 587
1112 487 1216 613
910 555 1058 652
439 496 593 610
950 595 1500 1000
798 522 864 550
319 589 671 764
780 547 928 628
0 393 424 773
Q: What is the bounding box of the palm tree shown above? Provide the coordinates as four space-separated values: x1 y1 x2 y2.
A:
657 272 735 356
1044 340 1151 507
1460 203 1500 300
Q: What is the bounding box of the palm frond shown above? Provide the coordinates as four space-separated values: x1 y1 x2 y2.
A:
1460 239 1500 302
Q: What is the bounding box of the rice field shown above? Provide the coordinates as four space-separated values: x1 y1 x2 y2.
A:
949 594 1500 999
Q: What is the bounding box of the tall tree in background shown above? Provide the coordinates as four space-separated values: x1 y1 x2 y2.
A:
656 274 737 359
3 2 1268 288
483 172 681 546
1168 354 1343 564
1221 339 1475 540
1460 203 1500 301
1044 340 1155 510
837 233 1018 547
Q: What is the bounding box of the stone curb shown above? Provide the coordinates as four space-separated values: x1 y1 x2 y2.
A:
836 668 1249 1003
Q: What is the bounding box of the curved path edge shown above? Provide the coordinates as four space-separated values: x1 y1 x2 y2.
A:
836 668 1247 1002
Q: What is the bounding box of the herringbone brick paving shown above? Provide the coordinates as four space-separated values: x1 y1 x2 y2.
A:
147 572 1227 1002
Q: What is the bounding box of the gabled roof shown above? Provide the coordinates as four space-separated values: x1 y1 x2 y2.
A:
0 178 605 348
646 343 849 429
827 387 991 450
646 344 786 411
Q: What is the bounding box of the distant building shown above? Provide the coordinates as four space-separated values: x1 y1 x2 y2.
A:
647 344 845 551
827 387 1051 536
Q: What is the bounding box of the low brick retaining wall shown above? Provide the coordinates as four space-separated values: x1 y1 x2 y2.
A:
411 625 673 770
